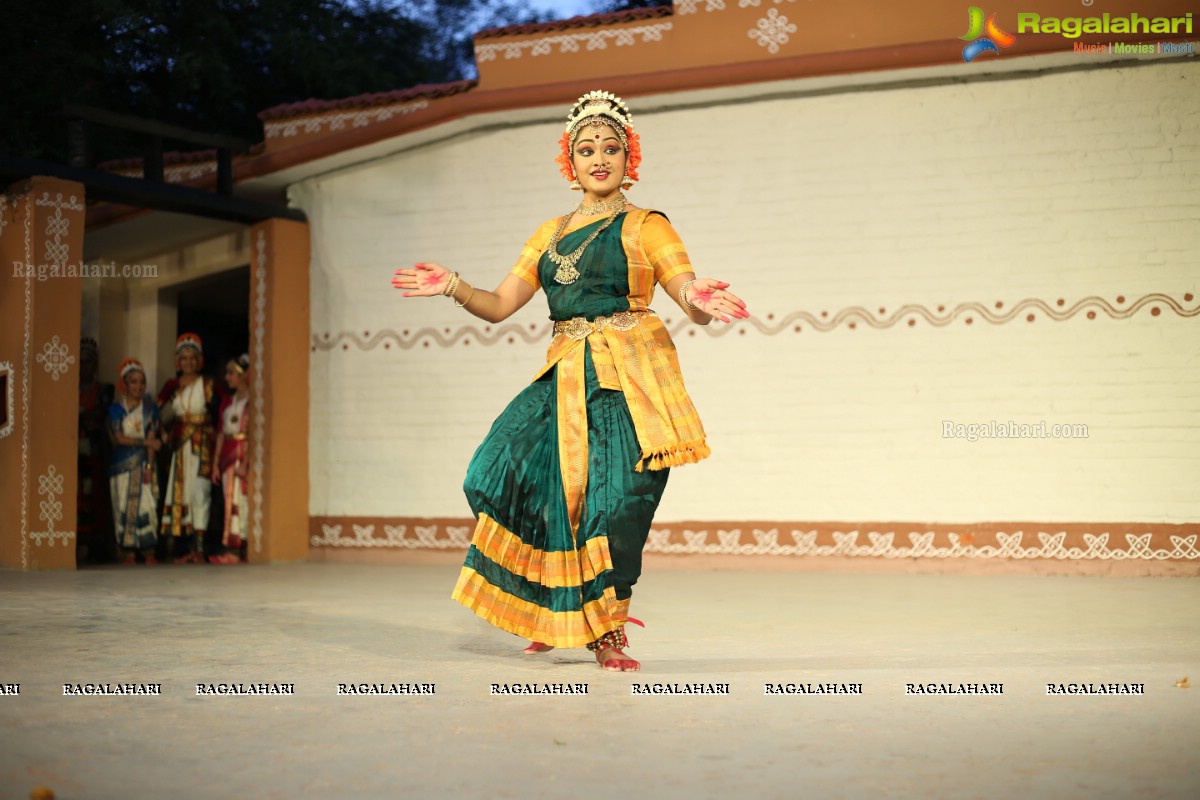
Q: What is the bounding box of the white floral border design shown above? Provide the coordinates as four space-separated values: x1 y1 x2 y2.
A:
264 99 429 140
251 229 268 554
35 335 74 381
29 464 74 548
35 191 84 267
109 163 217 184
20 191 32 568
475 22 673 62
677 0 796 14
313 524 473 550
748 7 798 54
676 0 727 12
643 529 1200 561
310 522 1200 561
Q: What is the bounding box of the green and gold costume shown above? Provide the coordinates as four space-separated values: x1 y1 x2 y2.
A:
452 209 709 648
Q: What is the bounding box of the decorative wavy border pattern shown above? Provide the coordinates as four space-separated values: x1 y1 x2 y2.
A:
20 191 31 567
677 0 798 15
474 22 673 62
313 523 473 550
110 164 218 183
640 529 1199 561
309 519 1200 561
263 99 429 140
251 230 268 555
312 293 1199 352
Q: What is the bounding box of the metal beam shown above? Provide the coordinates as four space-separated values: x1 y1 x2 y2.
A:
0 155 306 225
216 148 234 195
61 104 253 152
144 136 164 183
67 119 88 169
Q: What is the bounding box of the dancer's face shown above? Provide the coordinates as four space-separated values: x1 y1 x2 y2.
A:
572 122 626 198
124 370 146 401
178 348 200 375
225 365 244 391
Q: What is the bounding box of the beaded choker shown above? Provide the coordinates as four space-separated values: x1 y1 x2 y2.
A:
578 192 627 216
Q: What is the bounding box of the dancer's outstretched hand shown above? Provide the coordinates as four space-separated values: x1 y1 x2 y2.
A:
687 278 749 323
392 262 450 297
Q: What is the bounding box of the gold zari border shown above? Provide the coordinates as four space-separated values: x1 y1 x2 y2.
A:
470 512 612 588
452 568 623 648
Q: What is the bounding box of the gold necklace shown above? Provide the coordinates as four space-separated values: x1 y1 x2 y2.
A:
548 206 624 285
578 192 627 216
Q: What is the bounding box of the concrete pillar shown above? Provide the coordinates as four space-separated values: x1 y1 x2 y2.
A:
0 177 87 569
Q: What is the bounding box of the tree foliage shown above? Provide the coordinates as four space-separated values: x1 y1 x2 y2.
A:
0 0 553 163
1 0 670 165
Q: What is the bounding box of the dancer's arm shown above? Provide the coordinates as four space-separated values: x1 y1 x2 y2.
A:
391 263 537 324
112 430 143 446
664 274 748 325
643 214 748 325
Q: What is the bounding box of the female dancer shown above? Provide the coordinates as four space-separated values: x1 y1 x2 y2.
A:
158 333 217 564
108 359 162 564
392 91 747 671
210 354 251 564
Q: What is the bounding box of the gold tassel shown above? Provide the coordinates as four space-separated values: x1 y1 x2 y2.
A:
635 439 711 472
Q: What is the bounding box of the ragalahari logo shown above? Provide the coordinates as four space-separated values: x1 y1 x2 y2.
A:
960 6 1016 61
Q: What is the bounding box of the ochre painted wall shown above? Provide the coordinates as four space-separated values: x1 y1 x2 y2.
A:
0 177 86 569
247 218 311 562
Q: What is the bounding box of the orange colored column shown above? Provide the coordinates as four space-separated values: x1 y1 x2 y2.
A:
0 177 86 570
245 218 311 562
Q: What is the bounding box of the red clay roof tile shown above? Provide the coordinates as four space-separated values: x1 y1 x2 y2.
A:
475 5 672 40
257 79 476 121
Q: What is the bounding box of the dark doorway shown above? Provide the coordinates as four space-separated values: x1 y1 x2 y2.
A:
162 265 250 560
175 266 251 369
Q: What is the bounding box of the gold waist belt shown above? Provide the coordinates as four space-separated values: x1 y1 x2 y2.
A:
180 413 208 423
552 310 651 341
229 433 248 441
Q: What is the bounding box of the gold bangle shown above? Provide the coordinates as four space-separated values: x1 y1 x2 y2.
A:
679 279 698 310
455 285 475 308
441 271 460 297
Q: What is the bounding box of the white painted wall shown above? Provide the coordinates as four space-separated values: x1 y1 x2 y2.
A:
299 59 1200 524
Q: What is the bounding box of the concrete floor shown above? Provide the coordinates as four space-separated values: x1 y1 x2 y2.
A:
0 563 1197 800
